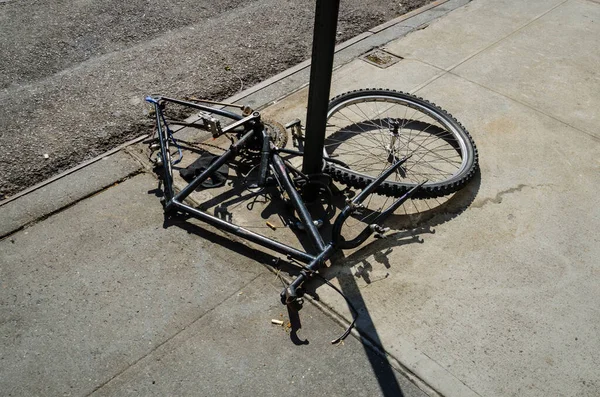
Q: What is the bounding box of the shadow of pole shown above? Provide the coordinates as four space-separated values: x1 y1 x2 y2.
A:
334 250 407 397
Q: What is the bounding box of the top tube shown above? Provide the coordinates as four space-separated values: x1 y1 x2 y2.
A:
154 96 244 121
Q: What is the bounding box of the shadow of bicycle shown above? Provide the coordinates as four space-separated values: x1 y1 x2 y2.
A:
152 147 481 397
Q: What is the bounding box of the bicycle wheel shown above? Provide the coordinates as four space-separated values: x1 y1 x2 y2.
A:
323 89 478 198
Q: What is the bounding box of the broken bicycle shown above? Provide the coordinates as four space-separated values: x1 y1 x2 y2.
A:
144 89 478 342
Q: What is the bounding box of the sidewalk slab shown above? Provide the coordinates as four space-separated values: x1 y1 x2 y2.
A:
0 174 262 396
384 0 566 70
91 274 428 397
0 151 141 238
317 71 600 397
331 58 444 96
260 57 445 125
453 0 600 137
0 173 429 397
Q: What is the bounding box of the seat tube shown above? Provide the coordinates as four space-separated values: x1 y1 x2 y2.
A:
154 105 174 200
258 127 271 187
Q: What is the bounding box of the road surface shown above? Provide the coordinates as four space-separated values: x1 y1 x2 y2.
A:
0 0 431 198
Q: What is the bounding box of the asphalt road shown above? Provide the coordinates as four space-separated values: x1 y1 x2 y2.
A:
0 0 431 199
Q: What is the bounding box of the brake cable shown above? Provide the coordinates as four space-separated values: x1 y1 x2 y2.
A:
285 258 358 344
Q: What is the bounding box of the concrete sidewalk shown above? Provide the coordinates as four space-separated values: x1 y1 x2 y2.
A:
0 174 427 396
257 0 600 395
2 0 600 396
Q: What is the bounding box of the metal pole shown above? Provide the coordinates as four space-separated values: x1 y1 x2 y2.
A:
302 0 340 177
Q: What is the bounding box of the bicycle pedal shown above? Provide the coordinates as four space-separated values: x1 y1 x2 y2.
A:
285 118 304 139
284 118 302 130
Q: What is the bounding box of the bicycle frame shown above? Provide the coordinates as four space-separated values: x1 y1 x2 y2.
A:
146 96 424 337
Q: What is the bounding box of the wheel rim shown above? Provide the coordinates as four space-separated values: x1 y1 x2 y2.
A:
325 94 470 188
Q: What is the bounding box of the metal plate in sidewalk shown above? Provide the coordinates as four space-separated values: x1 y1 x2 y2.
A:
361 49 402 68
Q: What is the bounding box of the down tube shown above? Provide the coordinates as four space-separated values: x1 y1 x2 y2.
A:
172 200 315 264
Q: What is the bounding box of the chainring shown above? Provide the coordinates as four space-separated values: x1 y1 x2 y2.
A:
246 119 288 153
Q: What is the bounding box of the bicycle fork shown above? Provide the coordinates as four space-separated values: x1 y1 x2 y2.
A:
281 156 425 307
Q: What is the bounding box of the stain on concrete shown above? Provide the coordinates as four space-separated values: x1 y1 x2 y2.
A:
471 184 529 208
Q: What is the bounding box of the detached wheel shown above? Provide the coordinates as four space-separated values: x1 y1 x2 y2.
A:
323 89 478 198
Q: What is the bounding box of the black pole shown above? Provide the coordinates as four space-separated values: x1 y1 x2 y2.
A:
302 0 340 177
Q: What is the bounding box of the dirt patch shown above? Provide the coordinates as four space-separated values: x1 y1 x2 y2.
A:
0 0 437 199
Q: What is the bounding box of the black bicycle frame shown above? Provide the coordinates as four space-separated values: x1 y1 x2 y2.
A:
147 96 423 313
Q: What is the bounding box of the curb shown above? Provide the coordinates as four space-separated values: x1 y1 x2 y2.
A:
0 135 147 208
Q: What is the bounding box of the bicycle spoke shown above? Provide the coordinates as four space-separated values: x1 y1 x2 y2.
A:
324 91 476 199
